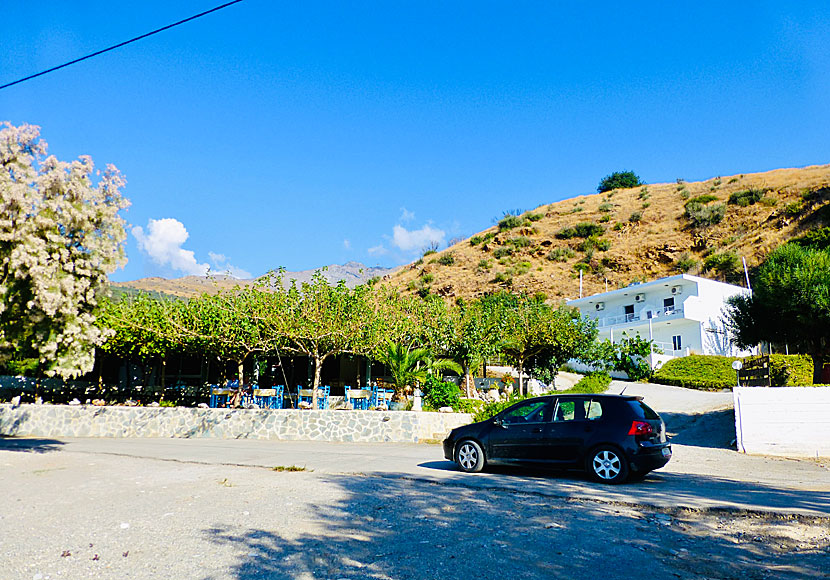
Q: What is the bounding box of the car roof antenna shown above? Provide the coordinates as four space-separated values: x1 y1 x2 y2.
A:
619 386 627 395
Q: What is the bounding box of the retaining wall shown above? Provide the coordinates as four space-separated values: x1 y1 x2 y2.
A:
0 404 472 443
733 386 830 457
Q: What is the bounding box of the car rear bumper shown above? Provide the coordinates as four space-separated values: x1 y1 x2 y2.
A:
628 443 672 473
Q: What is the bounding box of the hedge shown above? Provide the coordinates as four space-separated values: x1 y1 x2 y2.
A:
651 354 815 391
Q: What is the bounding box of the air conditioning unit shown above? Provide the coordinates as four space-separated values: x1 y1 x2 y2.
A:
595 302 605 311
671 286 683 295
635 293 645 303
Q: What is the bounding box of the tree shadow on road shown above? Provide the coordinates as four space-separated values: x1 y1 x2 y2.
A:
201 470 830 580
0 436 65 453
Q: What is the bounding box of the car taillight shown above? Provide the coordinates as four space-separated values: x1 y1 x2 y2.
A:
628 420 654 436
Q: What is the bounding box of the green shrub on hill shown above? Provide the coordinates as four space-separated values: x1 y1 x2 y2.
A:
563 372 611 394
556 222 605 240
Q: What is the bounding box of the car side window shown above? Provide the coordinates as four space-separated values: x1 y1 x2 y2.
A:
502 400 549 424
584 399 603 420
553 399 588 422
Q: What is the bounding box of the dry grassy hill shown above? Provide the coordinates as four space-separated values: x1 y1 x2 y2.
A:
386 164 830 302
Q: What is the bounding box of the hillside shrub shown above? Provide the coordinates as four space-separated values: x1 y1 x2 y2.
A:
498 214 523 231
793 226 830 250
493 247 513 258
470 236 483 246
674 252 697 273
556 222 604 239
597 171 642 193
685 201 725 227
687 194 719 205
546 248 575 262
437 253 455 266
525 212 543 222
728 188 766 207
628 211 642 223
509 236 531 248
598 202 614 213
651 355 738 390
784 201 803 216
703 251 740 277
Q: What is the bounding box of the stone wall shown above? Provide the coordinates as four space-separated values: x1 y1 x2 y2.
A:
0 404 472 443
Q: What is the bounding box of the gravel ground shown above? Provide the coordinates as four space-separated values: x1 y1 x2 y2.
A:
1 446 829 580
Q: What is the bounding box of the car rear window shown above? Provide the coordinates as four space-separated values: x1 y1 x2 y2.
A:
628 400 660 420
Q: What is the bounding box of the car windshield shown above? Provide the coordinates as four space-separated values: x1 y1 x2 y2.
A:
628 400 660 420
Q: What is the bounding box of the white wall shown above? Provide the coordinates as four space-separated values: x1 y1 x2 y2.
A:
733 387 830 457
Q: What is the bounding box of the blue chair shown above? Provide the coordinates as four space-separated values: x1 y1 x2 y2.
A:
253 385 284 409
345 385 372 410
298 385 330 409
208 384 230 408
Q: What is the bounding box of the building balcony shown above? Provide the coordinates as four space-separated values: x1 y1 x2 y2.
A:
592 306 684 329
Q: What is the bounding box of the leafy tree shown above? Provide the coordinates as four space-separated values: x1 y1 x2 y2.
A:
258 271 375 407
97 294 182 388
726 244 830 383
0 122 129 378
597 171 643 193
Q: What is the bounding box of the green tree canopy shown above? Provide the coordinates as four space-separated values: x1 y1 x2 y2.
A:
597 170 643 193
725 243 830 383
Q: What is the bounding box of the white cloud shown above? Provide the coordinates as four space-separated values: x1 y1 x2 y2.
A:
208 251 251 279
132 218 251 278
399 207 415 222
132 218 209 276
343 239 352 250
392 224 445 252
368 244 387 255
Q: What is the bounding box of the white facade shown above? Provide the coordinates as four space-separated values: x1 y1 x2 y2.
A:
567 274 755 368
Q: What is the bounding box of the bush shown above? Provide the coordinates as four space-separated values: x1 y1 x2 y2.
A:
509 236 532 248
728 188 766 207
493 247 513 258
687 194 719 205
685 202 726 227
525 212 543 222
437 253 455 266
498 214 523 231
422 375 462 411
703 251 740 277
597 171 643 193
470 236 483 246
784 201 803 216
546 248 575 262
628 211 642 223
651 355 738 390
674 252 697 273
562 372 611 394
768 354 813 386
598 202 614 213
793 226 830 251
556 222 604 239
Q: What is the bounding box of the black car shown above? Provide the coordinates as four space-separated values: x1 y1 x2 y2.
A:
443 394 671 483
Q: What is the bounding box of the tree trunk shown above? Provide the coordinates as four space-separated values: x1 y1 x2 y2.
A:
812 352 825 385
517 359 524 397
238 360 245 386
312 355 323 408
462 363 473 398
161 359 166 388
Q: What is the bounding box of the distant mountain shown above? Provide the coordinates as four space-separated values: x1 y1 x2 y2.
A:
111 262 398 298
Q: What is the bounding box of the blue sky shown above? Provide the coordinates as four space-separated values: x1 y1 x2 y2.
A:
2 1 829 282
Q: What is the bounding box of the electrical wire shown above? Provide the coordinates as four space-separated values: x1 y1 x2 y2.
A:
0 0 246 91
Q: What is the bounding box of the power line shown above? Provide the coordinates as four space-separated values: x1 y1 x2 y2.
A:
0 0 246 91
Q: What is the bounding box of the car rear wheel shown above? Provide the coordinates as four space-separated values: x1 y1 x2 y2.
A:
455 440 485 473
588 446 629 484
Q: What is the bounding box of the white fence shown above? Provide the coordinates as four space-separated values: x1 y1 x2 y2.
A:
733 387 830 457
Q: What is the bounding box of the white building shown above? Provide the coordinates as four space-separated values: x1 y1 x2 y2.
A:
567 274 755 369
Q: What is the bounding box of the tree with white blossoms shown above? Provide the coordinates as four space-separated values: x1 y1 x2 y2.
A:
0 122 129 378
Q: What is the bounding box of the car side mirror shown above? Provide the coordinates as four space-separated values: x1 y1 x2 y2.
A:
493 418 507 429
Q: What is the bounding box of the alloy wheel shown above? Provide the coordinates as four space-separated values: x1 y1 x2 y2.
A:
592 450 622 480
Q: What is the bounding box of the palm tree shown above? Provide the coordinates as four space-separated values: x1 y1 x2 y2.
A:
378 342 461 400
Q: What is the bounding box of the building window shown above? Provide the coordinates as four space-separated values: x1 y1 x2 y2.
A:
664 297 675 314
672 335 682 351
624 304 635 322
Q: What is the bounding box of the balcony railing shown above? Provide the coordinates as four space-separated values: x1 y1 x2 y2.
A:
593 306 683 328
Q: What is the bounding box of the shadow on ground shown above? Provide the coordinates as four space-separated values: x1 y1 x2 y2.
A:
202 470 829 580
661 409 736 449
0 436 65 453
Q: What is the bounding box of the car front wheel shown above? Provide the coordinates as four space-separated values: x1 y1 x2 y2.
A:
588 446 629 484
455 440 485 473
